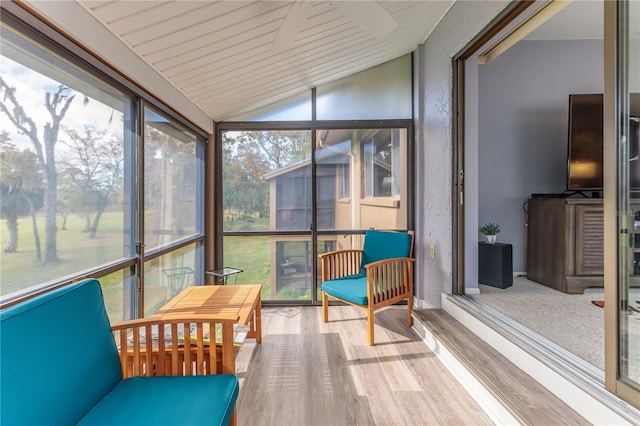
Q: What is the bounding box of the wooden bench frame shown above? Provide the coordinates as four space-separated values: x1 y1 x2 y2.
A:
111 317 239 425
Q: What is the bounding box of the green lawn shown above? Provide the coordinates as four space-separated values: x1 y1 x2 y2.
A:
1 212 312 305
0 212 125 296
223 234 272 298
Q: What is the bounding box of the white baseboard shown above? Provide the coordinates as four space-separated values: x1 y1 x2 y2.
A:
412 297 437 309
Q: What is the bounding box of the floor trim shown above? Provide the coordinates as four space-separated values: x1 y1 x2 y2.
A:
442 294 640 425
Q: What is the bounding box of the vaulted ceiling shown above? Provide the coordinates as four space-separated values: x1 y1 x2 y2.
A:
74 1 456 121
21 1 606 124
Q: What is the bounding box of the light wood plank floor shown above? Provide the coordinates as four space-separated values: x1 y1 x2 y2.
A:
234 305 494 426
413 309 588 425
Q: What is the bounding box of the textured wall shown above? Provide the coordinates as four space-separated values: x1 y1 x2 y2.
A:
478 39 604 272
413 0 510 307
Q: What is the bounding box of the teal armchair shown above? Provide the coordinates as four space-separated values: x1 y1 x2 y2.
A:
319 230 415 345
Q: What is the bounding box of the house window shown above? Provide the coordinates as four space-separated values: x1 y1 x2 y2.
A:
363 129 400 198
339 163 350 198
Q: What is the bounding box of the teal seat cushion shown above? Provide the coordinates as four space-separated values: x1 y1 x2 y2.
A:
360 230 412 273
0 278 122 426
78 375 239 426
322 275 368 306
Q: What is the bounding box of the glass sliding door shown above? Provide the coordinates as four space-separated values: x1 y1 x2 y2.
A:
606 0 640 408
613 0 640 405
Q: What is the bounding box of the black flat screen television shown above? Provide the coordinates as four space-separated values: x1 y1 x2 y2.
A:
567 93 640 192
567 94 604 191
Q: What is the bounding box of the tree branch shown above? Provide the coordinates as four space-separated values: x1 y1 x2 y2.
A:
0 78 45 168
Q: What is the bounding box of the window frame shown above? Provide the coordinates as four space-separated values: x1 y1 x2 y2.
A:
0 6 207 320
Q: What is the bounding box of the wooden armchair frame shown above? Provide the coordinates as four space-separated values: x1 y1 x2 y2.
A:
320 230 415 345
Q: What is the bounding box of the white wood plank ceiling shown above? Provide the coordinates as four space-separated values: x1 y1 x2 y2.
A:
76 1 455 121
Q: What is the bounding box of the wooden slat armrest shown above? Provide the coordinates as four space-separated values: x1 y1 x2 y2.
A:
319 249 363 280
365 257 415 306
363 257 415 271
110 318 156 329
110 318 225 378
318 249 363 259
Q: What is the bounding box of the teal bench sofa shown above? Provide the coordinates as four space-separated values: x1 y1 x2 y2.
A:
0 278 239 426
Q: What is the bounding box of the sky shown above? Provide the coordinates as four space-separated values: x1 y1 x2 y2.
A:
0 55 125 155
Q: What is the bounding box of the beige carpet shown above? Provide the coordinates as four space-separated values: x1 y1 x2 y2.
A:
472 276 640 378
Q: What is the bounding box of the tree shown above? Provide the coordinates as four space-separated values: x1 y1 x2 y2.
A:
0 79 75 262
0 133 45 256
222 130 310 220
236 130 310 170
59 126 123 239
143 124 197 245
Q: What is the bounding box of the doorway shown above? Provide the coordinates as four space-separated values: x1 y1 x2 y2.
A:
453 0 639 410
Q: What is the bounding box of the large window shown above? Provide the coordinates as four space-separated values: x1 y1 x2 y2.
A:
0 15 205 322
0 22 134 299
220 124 410 303
219 55 413 304
221 130 313 301
144 108 201 250
316 128 408 232
222 130 312 233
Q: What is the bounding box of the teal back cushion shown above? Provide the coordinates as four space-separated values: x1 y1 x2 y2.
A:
360 230 412 273
0 278 122 425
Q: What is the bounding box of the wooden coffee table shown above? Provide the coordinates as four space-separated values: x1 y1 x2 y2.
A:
152 284 262 374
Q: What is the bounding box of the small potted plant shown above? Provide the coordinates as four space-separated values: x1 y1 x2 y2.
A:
479 222 500 244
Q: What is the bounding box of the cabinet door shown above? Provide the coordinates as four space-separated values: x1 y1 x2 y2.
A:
575 205 604 275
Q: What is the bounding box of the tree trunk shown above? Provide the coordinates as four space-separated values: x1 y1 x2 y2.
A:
88 207 104 239
27 198 42 260
4 212 18 253
43 158 58 263
83 214 91 233
0 84 74 264
61 212 68 230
